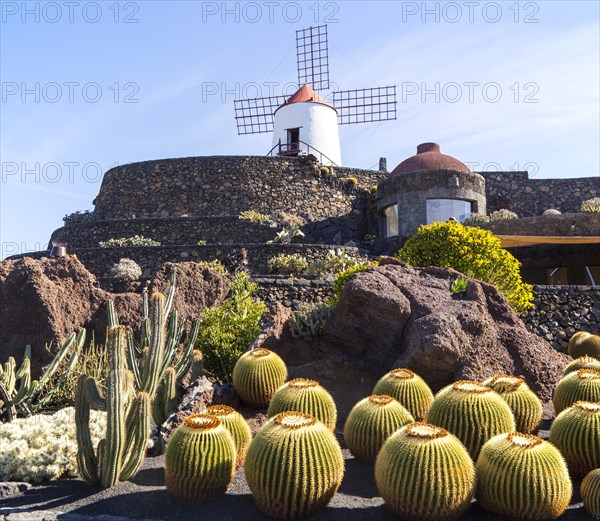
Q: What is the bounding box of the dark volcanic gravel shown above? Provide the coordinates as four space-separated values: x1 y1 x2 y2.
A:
0 448 590 521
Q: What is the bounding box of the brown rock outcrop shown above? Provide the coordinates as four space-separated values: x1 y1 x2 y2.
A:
321 263 569 403
0 256 229 376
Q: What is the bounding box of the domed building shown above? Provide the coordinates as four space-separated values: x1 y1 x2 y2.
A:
376 143 486 238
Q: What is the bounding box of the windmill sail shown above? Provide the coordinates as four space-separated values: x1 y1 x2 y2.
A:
233 95 288 135
296 25 330 91
333 86 397 125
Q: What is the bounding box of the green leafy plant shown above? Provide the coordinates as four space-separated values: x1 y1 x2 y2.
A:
198 259 228 275
328 261 379 306
239 210 270 223
461 213 490 226
580 197 600 213
99 235 161 247
307 249 369 278
267 224 305 244
396 221 534 314
288 302 333 338
450 277 468 294
196 272 266 383
489 209 518 221
196 240 207 246
267 253 309 275
63 209 96 225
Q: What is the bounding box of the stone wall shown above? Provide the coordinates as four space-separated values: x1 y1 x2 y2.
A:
93 155 384 220
254 276 334 309
49 216 278 248
479 212 600 237
524 285 600 352
9 244 368 278
480 171 599 217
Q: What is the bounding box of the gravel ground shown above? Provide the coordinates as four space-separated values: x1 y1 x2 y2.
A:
0 448 591 521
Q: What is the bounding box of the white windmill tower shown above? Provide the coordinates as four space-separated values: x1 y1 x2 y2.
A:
234 25 397 167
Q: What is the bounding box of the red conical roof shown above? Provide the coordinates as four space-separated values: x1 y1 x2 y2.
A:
390 143 470 175
276 84 334 112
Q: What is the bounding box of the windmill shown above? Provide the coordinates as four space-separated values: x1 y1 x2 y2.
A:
233 24 397 166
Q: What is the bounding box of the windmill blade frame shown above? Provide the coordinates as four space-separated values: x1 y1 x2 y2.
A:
333 86 397 125
296 24 330 91
233 95 288 135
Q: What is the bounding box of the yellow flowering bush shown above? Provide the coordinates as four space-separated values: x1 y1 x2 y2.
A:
396 221 533 314
0 407 106 482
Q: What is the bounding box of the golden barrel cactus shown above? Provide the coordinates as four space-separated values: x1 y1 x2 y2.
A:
375 422 475 521
483 375 543 434
568 331 600 360
581 469 600 519
475 432 572 520
344 395 414 462
267 378 337 431
563 355 600 376
553 368 600 414
232 348 287 408
244 412 344 520
206 405 252 466
426 380 515 459
165 413 236 504
549 401 600 478
373 368 433 421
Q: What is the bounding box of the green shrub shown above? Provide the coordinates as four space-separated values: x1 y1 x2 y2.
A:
196 272 266 383
397 221 533 314
345 177 358 186
239 210 270 223
450 277 468 294
328 261 379 305
581 197 600 213
489 209 518 221
198 259 228 275
267 224 305 244
288 302 333 338
461 213 490 226
320 166 330 175
267 253 309 275
196 240 207 246
63 210 95 225
307 249 368 277
99 235 160 247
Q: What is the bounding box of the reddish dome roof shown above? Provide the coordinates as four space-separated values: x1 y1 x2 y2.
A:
275 84 334 113
390 143 470 175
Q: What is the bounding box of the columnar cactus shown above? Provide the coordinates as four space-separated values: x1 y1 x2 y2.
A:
206 405 252 466
483 375 543 434
344 395 414 462
244 412 344 520
0 330 85 419
165 413 236 503
475 432 572 520
232 348 287 408
372 368 434 421
549 401 600 478
76 326 151 487
581 469 600 519
553 368 600 414
568 331 600 360
267 378 337 431
563 355 600 376
375 422 475 521
426 380 515 459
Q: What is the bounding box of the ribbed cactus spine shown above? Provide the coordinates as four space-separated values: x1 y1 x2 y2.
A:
483 375 543 434
75 326 150 487
152 367 179 427
553 368 600 414
206 405 252 466
165 413 236 503
475 432 572 520
426 380 515 459
244 412 344 520
232 348 287 408
564 355 600 376
344 395 414 463
581 469 600 519
372 368 433 421
568 331 600 360
375 422 475 521
549 401 600 479
267 378 337 431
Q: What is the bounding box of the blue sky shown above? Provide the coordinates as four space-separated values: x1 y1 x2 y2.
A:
1 0 599 258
